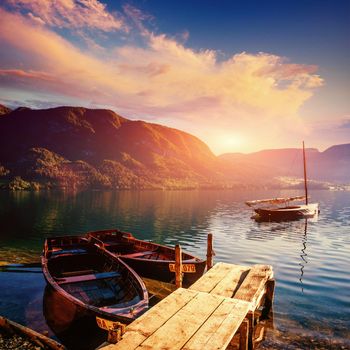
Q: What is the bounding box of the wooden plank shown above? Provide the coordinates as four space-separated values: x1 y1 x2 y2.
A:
182 298 250 350
202 299 250 350
0 316 65 350
110 288 199 350
209 265 250 298
137 292 224 350
189 262 246 293
102 332 145 350
175 244 182 288
233 265 273 309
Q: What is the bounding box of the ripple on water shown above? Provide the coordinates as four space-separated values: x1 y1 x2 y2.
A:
0 189 349 348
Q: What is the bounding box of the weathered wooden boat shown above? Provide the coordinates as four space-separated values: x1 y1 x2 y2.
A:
246 142 319 222
0 315 65 350
87 229 207 287
42 236 148 326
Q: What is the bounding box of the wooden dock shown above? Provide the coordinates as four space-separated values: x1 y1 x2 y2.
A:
100 262 274 350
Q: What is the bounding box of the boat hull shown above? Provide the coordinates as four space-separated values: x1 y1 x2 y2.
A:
87 229 207 287
43 285 107 350
42 236 148 328
255 203 319 222
121 256 206 287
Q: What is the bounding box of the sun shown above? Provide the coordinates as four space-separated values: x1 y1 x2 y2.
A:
211 134 247 154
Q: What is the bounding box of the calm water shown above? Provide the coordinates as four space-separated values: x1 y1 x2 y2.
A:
0 189 349 349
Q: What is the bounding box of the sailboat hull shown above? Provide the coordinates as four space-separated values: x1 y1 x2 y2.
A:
255 203 319 221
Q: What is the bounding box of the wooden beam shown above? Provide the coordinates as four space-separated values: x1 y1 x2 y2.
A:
239 319 249 350
175 244 182 289
262 278 275 318
247 312 254 350
206 233 214 270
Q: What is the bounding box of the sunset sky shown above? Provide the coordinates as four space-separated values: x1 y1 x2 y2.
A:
0 0 349 154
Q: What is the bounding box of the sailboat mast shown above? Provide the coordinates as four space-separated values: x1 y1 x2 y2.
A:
303 141 308 205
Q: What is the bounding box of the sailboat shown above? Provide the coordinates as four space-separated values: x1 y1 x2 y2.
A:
246 142 319 221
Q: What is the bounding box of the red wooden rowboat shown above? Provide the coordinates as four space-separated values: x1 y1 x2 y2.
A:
87 229 206 287
42 235 148 325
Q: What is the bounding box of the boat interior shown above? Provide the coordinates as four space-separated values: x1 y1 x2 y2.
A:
89 232 173 260
107 244 172 261
47 246 142 308
88 231 201 262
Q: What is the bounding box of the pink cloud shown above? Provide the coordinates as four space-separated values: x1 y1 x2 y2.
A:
0 6 325 153
6 0 126 32
123 4 154 35
0 69 55 81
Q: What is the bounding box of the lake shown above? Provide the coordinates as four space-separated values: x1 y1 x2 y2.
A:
0 189 349 349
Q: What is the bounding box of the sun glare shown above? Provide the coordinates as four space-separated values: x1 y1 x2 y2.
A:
213 134 247 154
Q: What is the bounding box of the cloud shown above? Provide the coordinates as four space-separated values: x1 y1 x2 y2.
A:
0 5 324 153
5 0 126 32
122 4 154 35
339 117 350 129
0 69 55 81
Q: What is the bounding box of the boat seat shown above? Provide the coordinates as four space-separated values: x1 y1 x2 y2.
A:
57 271 121 284
51 248 89 256
122 250 156 258
61 269 95 277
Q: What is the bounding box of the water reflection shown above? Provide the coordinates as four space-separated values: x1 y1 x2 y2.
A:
43 286 106 350
0 189 349 348
299 220 308 293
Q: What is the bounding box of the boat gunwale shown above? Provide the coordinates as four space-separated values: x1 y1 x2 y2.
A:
42 237 148 323
86 229 205 264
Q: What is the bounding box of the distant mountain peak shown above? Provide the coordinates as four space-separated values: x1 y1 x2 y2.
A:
0 105 349 189
322 143 350 158
0 105 219 189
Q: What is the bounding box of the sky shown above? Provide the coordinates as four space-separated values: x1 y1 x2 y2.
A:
0 0 349 154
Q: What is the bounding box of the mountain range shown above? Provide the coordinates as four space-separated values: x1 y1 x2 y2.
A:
0 105 349 190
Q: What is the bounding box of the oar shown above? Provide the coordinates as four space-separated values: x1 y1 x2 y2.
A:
0 262 42 273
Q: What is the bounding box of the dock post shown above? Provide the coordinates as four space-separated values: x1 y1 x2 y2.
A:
107 323 125 344
238 319 249 350
175 244 182 289
247 311 254 350
262 278 275 318
206 233 214 270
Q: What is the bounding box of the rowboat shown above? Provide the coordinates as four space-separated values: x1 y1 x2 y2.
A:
41 235 148 325
246 142 319 222
87 229 207 287
0 315 65 350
